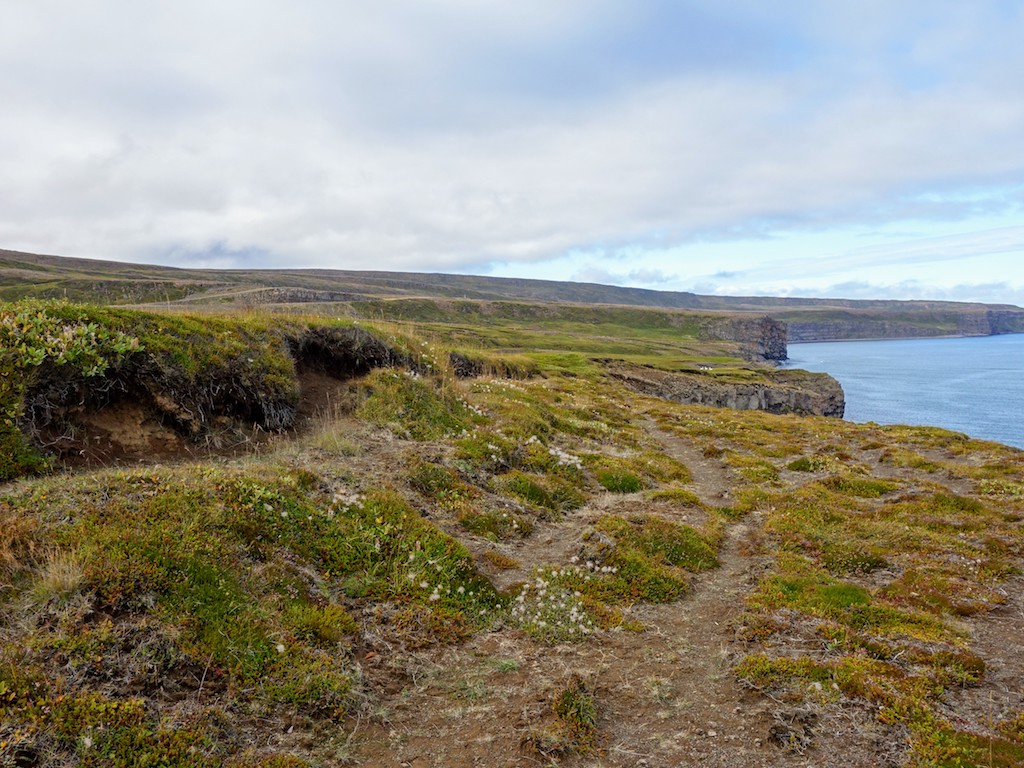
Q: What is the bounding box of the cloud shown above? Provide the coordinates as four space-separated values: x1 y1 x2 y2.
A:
1 1 1023 297
818 280 1024 306
570 265 679 287
626 268 678 285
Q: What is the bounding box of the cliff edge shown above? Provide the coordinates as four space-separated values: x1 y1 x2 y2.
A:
607 362 845 418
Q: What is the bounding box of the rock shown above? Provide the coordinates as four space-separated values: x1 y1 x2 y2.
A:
699 315 788 362
609 363 845 418
786 307 1024 342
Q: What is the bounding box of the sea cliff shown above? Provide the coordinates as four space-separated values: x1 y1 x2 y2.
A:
608 362 845 418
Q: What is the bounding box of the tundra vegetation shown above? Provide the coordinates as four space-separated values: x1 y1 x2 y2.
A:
0 298 1022 767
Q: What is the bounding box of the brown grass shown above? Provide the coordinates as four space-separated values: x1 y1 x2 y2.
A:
0 509 39 579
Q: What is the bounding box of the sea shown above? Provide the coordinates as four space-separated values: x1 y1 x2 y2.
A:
785 333 1024 450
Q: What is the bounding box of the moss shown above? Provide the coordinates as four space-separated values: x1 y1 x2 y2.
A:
646 487 703 506
820 474 899 498
480 549 520 570
498 470 586 513
552 675 598 748
596 514 719 572
787 455 838 473
0 675 218 767
525 674 599 756
727 453 781 484
735 653 835 690
912 726 1024 768
457 508 533 540
585 451 690 492
408 460 477 511
752 558 948 641
0 463 505 746
595 469 645 493
356 369 469 440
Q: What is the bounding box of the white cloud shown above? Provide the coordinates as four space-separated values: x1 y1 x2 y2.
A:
1 1 1023 303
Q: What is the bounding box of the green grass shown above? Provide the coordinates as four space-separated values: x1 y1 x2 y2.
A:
0 459 508 763
498 470 586 514
2 296 1023 767
596 514 719 573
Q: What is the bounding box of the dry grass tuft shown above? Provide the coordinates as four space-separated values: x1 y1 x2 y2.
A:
31 548 85 603
0 510 39 579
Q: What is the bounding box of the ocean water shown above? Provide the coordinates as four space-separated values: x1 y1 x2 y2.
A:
786 334 1024 450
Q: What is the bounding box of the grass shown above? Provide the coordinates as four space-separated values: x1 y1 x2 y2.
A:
1 298 1022 766
525 673 599 756
0 460 508 763
356 369 471 440
497 470 586 514
596 514 720 573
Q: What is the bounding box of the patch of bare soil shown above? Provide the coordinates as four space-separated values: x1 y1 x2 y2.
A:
345 425 909 767
33 368 359 471
43 397 280 470
39 399 191 468
351 519 905 767
295 369 362 427
643 420 734 506
941 574 1024 736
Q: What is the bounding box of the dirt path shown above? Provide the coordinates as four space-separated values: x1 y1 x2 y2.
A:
643 420 734 506
352 519 798 768
350 424 809 767
587 520 795 767
349 421 912 767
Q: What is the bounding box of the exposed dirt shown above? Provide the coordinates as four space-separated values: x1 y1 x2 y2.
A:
13 387 1022 767
644 420 734 506
349 505 910 766
32 367 362 471
941 574 1024 736
341 424 919 767
294 368 364 427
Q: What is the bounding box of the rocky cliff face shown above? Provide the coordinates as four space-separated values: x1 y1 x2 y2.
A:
985 310 1024 334
787 308 1024 342
787 319 938 342
247 287 368 304
699 316 788 361
609 363 845 418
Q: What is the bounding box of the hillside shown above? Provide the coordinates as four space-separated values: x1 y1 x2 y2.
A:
1 299 1023 767
4 248 1024 342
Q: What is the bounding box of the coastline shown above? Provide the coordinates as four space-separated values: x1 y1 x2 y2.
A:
787 330 1024 345
785 334 1024 449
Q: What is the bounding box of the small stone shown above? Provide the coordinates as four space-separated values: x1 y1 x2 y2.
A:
707 730 717 738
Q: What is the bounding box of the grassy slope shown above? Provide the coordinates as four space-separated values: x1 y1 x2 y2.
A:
5 249 1023 334
1 300 1023 766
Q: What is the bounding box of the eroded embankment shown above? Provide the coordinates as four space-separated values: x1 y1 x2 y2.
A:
1 305 422 476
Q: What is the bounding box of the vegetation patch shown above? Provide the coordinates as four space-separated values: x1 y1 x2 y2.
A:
357 369 470 440
509 569 597 643
497 470 586 514
594 467 645 493
2 292 1023 766
820 474 899 498
596 514 720 573
525 674 599 757
0 461 506 763
457 507 533 540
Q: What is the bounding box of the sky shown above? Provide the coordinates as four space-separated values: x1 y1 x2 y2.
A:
3 1 1024 304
